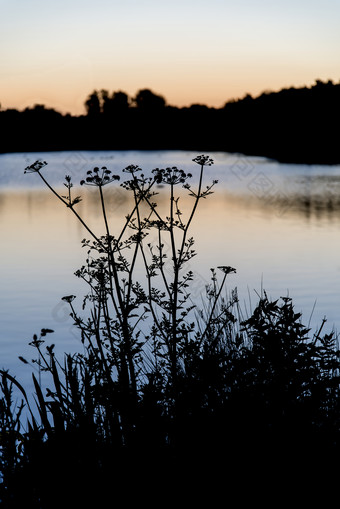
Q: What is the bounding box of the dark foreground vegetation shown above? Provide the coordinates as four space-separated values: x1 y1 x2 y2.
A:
1 155 340 506
1 79 340 164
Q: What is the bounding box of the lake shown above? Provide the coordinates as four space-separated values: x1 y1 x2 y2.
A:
1 149 340 387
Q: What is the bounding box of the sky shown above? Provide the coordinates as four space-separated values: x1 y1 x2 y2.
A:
1 0 340 115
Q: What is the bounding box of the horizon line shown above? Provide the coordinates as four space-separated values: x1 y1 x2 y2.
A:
1 77 338 116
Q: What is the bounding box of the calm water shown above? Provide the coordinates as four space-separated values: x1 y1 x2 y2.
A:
1 149 340 386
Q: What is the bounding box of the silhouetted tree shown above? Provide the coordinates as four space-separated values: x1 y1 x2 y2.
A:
102 90 130 116
85 90 101 117
99 89 110 114
133 88 166 111
112 90 130 111
1 79 340 162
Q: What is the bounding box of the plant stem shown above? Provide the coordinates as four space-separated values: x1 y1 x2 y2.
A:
98 184 137 401
37 171 101 244
177 162 204 264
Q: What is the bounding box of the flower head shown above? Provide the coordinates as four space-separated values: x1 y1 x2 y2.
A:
80 167 120 187
122 165 142 174
192 155 214 166
61 295 76 303
152 166 192 185
217 266 236 275
24 159 48 173
41 328 54 336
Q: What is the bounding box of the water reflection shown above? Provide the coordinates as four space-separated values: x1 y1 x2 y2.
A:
219 188 340 226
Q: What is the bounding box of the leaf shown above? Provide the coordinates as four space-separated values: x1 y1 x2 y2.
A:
0 370 36 424
71 196 82 206
50 354 64 409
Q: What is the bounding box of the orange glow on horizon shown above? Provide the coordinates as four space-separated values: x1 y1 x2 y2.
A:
1 74 338 116
2 0 340 116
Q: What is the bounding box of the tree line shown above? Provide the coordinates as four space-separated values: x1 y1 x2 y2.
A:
1 79 340 163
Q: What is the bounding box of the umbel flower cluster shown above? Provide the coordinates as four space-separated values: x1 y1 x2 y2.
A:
152 166 192 185
192 154 214 166
80 167 120 186
24 159 48 173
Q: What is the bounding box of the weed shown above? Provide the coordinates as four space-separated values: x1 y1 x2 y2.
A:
1 155 339 505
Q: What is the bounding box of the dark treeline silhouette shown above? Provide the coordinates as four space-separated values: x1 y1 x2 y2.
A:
1 79 340 163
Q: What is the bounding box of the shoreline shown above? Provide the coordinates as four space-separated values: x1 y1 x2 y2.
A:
1 146 340 166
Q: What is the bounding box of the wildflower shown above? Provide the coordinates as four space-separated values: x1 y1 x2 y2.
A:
41 328 54 336
29 334 44 348
80 167 120 187
192 155 214 166
122 165 142 174
62 175 82 207
24 160 48 173
217 266 236 275
151 166 192 185
61 295 76 303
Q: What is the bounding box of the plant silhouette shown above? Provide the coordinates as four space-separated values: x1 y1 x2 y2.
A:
0 155 339 506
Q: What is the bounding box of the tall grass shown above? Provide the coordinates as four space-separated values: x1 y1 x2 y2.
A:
1 155 339 505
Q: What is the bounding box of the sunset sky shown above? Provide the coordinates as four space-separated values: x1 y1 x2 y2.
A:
1 0 339 115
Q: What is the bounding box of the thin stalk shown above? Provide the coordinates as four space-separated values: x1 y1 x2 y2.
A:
157 227 172 300
90 305 112 386
114 177 158 248
98 184 127 324
169 182 180 390
201 272 228 343
97 184 123 320
36 171 101 244
177 162 204 265
125 185 143 310
98 184 137 398
102 297 120 367
139 241 168 343
99 185 111 239
69 303 106 378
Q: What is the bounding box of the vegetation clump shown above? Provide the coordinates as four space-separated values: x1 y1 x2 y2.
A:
0 155 339 505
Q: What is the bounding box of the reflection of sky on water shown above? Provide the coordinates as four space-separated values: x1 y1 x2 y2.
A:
2 149 340 196
1 150 340 386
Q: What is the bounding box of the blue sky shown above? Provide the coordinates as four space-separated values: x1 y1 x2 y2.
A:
1 0 340 114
